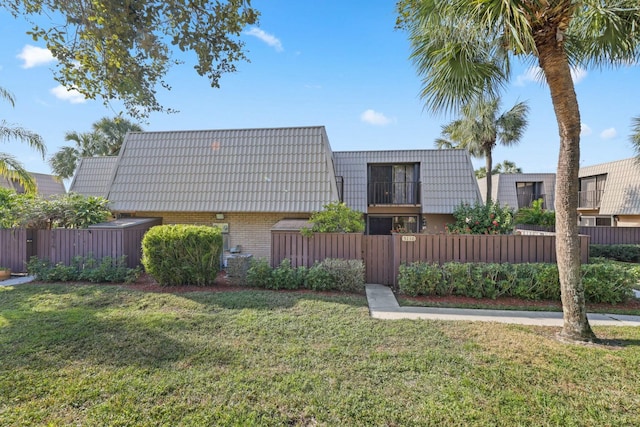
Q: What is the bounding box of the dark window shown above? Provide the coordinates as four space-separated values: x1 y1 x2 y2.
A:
516 181 544 208
368 217 393 235
367 216 419 235
367 164 420 205
579 174 606 208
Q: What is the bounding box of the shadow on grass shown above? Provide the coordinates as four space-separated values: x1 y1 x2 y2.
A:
0 284 247 369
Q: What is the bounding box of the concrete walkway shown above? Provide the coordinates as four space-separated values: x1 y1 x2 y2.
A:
365 284 640 327
0 275 36 286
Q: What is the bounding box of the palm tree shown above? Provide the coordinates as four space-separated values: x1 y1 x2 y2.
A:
397 0 640 342
631 116 640 157
49 116 142 179
494 160 522 175
1 86 46 193
475 160 522 178
91 116 143 156
435 97 528 202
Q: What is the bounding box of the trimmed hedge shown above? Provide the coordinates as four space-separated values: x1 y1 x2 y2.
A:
141 225 223 286
398 261 635 304
590 244 640 263
245 258 365 293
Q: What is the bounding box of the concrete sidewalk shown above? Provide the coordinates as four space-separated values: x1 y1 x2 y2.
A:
365 284 640 327
0 275 35 287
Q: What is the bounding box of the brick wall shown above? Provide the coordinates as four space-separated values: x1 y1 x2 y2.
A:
130 211 308 262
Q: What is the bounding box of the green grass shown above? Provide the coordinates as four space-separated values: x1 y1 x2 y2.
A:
2 283 640 426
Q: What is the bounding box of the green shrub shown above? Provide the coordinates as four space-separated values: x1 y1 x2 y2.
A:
246 258 273 288
581 262 635 304
26 255 140 283
446 201 514 235
590 244 640 263
320 258 365 292
1 190 111 229
305 262 334 291
398 262 444 296
301 202 365 237
141 225 223 286
397 261 631 304
514 198 555 226
305 258 365 292
271 258 304 290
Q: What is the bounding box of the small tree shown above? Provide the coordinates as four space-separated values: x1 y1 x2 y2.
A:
301 202 365 237
514 199 555 227
0 190 110 229
447 201 514 235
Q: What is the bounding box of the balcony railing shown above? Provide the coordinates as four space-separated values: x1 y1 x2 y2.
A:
368 181 420 205
578 190 604 209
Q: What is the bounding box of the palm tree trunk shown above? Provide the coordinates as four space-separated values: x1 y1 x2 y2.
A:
485 149 493 203
537 37 595 341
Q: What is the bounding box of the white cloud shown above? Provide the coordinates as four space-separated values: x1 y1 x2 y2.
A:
245 27 283 52
580 123 592 136
515 65 587 86
17 45 55 68
600 128 617 140
360 109 393 126
50 85 86 104
570 66 587 84
515 66 545 86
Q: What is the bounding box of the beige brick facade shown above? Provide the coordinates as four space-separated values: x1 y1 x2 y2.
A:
129 211 309 262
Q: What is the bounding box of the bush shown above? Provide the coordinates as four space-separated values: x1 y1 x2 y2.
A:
398 262 444 296
590 244 640 263
397 261 632 304
0 190 111 229
581 262 636 304
271 258 307 290
514 198 555 226
446 201 514 234
26 255 140 283
309 258 365 292
246 258 274 288
141 225 223 286
301 202 365 237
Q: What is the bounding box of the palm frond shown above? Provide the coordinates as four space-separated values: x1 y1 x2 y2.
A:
0 153 36 193
0 121 46 158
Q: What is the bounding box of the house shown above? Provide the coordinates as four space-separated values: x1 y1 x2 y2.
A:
70 126 481 260
0 172 66 197
578 157 640 227
477 173 556 211
334 149 480 234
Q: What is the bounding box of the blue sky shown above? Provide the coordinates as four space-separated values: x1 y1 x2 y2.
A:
1 0 639 180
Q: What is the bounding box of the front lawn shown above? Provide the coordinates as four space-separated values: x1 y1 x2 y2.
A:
1 283 639 426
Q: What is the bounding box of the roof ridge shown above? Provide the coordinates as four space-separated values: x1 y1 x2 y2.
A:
126 125 326 135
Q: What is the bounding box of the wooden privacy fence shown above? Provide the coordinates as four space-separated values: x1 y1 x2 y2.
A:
271 232 590 286
516 225 640 245
0 229 35 272
0 218 161 273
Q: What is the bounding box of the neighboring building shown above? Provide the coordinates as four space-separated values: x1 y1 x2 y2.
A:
578 157 640 227
477 173 556 211
0 172 66 197
68 157 119 198
70 126 481 260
